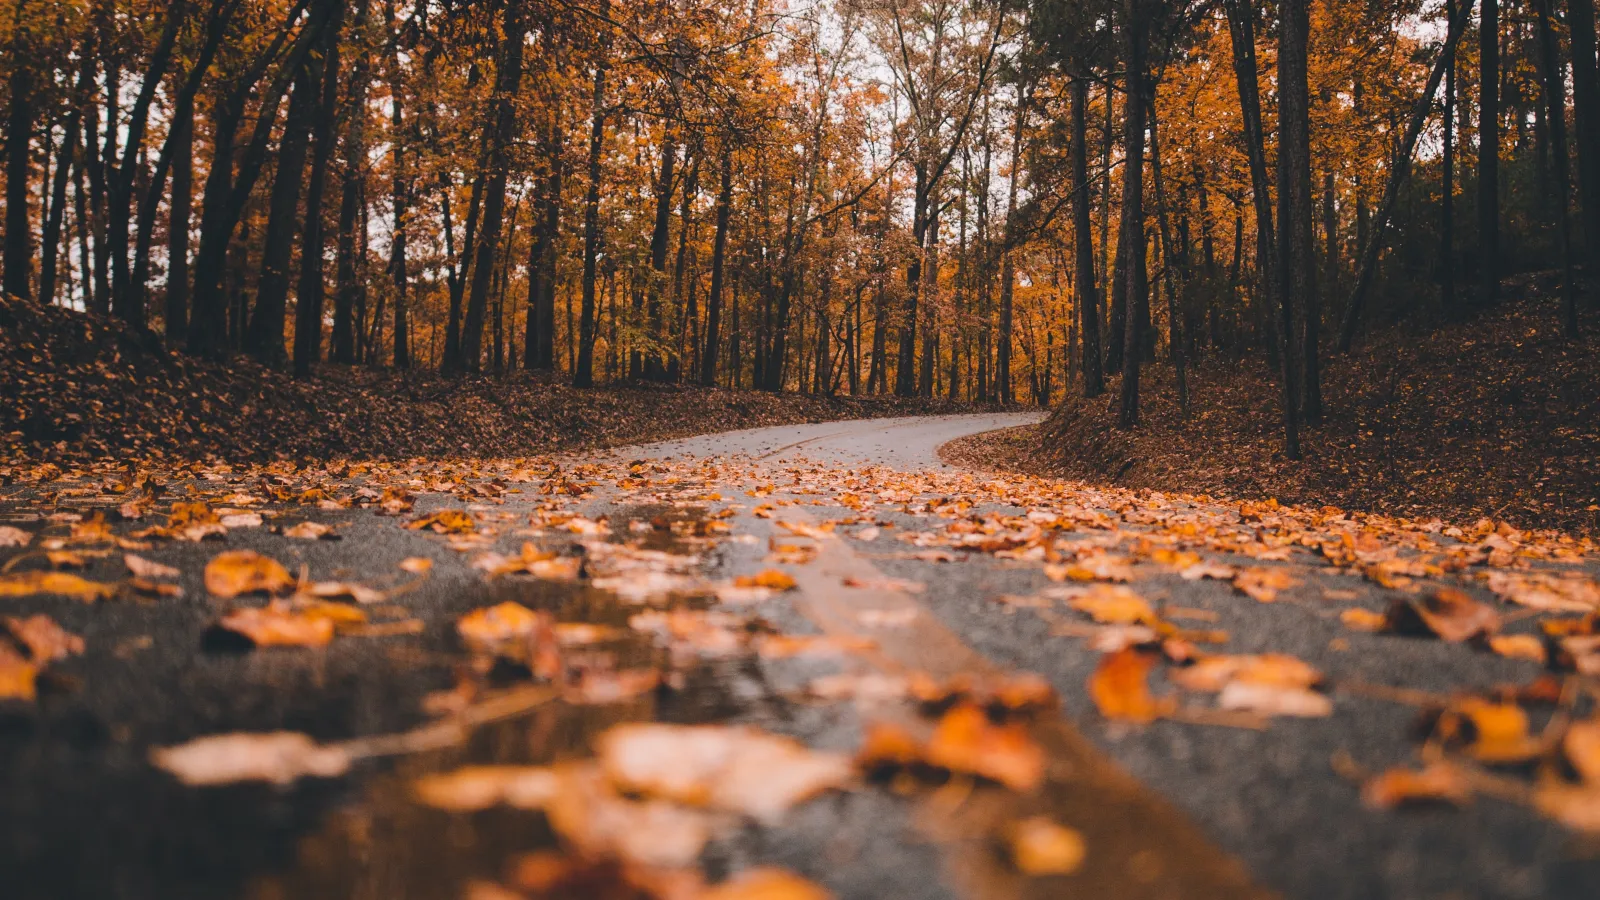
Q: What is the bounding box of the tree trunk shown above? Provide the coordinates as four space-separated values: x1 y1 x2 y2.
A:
526 113 562 371
701 146 732 386
643 136 677 381
1280 0 1321 426
456 1 525 374
1072 78 1104 397
246 60 317 367
387 59 410 370
332 0 370 364
1479 0 1500 304
293 10 343 378
572 58 607 389
997 80 1030 405
1568 0 1600 274
1535 0 1581 336
1441 0 1456 312
1118 0 1148 429
4 16 34 300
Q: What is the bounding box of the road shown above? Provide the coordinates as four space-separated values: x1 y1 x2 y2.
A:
2 413 1597 899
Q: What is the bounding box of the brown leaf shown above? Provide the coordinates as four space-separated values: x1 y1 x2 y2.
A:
1088 649 1174 723
924 703 1046 791
1435 698 1543 763
1387 588 1501 643
411 765 561 811
1361 761 1473 808
0 644 38 701
151 731 350 786
124 553 179 580
1563 720 1600 785
215 604 336 648
1487 634 1547 663
0 570 118 602
1007 816 1086 876
407 509 478 534
1064 584 1157 625
1232 567 1299 603
398 556 433 574
457 601 544 646
204 551 293 599
3 615 84 663
1340 608 1389 632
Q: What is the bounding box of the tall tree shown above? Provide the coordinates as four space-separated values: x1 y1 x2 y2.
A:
572 54 608 389
1479 0 1499 305
1071 77 1103 397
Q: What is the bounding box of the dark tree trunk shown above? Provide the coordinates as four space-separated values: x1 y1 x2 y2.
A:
997 81 1029 405
388 60 409 370
1150 107 1189 414
1118 0 1148 428
643 136 677 381
1479 0 1500 304
1281 0 1321 426
1442 0 1456 312
572 58 607 389
293 9 343 378
895 166 930 397
109 2 186 325
1568 0 1600 273
456 1 525 373
701 146 732 386
332 0 370 364
246 60 318 367
526 114 562 371
1072 78 1104 397
40 58 87 306
1535 0 1581 335
4 17 34 300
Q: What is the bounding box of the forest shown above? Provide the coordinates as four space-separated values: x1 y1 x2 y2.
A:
1 0 1596 455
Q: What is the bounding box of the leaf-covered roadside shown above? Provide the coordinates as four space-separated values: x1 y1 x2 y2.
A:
944 289 1600 536
0 294 984 467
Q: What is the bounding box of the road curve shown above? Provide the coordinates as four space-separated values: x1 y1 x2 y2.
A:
625 411 1044 470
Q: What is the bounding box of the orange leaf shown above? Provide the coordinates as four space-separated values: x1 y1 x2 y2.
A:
1088 649 1174 723
204 551 293 599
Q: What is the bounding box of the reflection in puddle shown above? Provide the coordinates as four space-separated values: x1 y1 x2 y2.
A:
246 504 747 899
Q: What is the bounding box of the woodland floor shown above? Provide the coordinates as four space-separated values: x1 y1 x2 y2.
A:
0 294 985 467
942 278 1600 536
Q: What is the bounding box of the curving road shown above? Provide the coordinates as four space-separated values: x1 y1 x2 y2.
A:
626 411 1045 470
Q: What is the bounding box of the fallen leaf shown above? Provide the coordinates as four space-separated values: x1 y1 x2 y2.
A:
1340 608 1388 632
457 601 545 646
1217 681 1333 718
736 568 797 591
412 765 561 811
0 526 31 547
1435 698 1542 763
565 669 660 705
1563 720 1600 785
215 603 336 648
1063 584 1156 625
1170 653 1321 693
1533 782 1600 833
281 521 337 540
924 704 1046 791
3 615 84 662
0 570 118 602
1488 634 1547 663
1045 553 1134 583
546 765 714 868
1388 588 1500 642
1232 567 1299 603
0 644 38 701
701 868 832 900
407 509 478 534
398 556 434 574
1007 816 1086 876
1484 572 1600 614
151 731 350 786
1361 761 1473 808
1088 649 1174 723
204 551 293 599
124 553 179 580
598 723 852 821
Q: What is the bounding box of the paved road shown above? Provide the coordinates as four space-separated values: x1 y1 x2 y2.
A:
2 413 1597 900
631 412 1044 470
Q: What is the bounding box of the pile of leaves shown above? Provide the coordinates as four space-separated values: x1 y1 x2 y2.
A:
0 294 981 466
946 284 1599 535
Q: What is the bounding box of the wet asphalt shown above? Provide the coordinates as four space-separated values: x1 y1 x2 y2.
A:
0 412 1596 899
